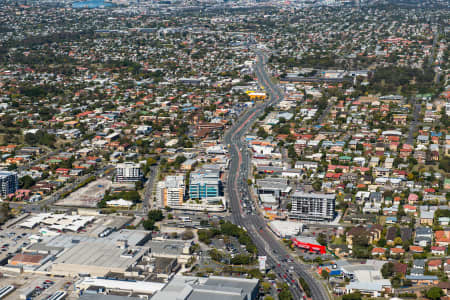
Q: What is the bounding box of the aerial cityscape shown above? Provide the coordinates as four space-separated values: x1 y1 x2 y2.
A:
0 0 448 299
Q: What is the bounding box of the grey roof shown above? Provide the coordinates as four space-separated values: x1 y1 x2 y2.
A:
78 295 141 300
205 276 259 299
147 239 190 256
413 259 426 267
256 178 288 189
292 192 335 199
189 285 246 300
420 210 434 219
53 241 144 270
410 268 424 275
105 230 150 246
415 227 433 236
295 161 318 166
406 275 438 281
152 275 258 300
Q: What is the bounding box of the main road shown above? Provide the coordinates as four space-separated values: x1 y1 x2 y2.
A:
224 50 330 300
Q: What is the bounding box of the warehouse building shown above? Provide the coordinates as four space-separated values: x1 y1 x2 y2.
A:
50 240 147 276
76 277 165 298
151 275 259 300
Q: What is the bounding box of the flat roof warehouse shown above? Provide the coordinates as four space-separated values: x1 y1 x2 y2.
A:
19 213 95 232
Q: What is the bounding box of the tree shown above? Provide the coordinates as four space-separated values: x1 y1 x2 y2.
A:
231 254 254 265
181 230 194 240
19 175 35 189
298 277 311 297
426 287 444 300
97 199 107 208
286 203 292 211
312 181 322 191
257 127 268 139
135 181 143 190
208 248 224 262
377 238 387 247
278 283 293 300
381 262 394 279
142 219 155 231
317 233 328 246
343 292 362 300
198 229 214 244
0 203 10 224
439 157 450 173
147 209 164 222
321 269 329 280
394 237 403 245
146 157 157 166
24 133 38 145
261 282 271 293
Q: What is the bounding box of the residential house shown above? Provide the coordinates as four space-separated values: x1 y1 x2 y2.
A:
431 246 446 256
427 259 442 271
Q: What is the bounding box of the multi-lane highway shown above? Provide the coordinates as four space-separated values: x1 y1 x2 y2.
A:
224 50 330 300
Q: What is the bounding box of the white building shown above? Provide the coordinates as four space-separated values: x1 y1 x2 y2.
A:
290 192 335 222
115 162 143 182
156 175 185 207
136 125 152 135
268 221 304 238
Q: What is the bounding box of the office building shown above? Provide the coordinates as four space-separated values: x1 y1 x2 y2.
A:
256 178 291 199
115 162 143 182
156 175 185 207
290 192 335 222
0 171 18 198
189 169 221 200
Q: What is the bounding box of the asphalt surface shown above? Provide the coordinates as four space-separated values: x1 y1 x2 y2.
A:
143 164 158 213
224 50 330 300
407 100 421 146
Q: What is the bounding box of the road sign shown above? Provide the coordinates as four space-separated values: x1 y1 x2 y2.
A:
258 256 267 271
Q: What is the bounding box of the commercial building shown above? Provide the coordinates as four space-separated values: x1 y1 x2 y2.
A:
291 236 326 254
290 192 335 222
76 277 165 298
17 229 152 276
147 238 192 263
115 162 143 182
50 240 147 276
256 178 291 199
156 175 185 207
0 171 18 197
151 275 259 300
341 261 392 297
8 253 50 268
189 169 221 200
20 213 95 232
268 221 304 238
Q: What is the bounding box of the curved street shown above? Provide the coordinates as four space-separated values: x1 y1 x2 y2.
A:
224 50 330 300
